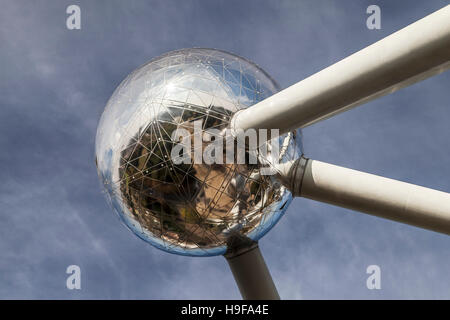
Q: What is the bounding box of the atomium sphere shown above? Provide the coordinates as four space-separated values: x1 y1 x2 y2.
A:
95 48 303 256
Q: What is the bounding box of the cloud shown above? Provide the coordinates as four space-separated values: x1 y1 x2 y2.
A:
0 0 449 299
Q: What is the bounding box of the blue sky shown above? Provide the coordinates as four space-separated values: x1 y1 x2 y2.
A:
0 0 449 299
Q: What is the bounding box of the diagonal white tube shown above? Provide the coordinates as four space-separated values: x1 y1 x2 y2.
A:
231 5 450 136
289 159 450 235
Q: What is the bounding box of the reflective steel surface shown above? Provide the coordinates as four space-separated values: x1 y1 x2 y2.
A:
95 48 303 256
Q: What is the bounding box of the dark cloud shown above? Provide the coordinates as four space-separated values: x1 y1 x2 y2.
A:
0 0 449 299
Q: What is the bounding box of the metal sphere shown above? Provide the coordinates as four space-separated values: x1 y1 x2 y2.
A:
95 48 303 256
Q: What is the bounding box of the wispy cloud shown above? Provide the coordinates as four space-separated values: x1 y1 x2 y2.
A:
0 0 449 299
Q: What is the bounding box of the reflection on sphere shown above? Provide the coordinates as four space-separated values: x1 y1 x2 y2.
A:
95 48 303 256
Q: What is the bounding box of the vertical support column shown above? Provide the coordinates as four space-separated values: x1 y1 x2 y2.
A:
224 236 280 300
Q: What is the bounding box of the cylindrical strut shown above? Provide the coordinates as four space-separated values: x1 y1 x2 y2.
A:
230 5 450 136
276 157 450 235
224 238 280 300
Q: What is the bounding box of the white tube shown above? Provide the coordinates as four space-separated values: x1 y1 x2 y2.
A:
300 160 450 235
231 5 450 136
225 245 280 300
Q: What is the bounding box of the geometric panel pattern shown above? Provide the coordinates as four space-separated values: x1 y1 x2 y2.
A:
95 48 303 256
